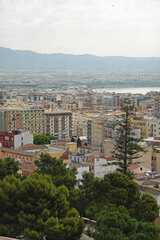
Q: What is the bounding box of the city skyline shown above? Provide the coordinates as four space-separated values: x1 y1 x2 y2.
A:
0 0 160 57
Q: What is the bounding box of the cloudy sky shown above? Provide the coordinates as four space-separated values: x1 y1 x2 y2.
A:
0 0 160 57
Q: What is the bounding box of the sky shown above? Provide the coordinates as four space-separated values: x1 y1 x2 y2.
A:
0 0 160 57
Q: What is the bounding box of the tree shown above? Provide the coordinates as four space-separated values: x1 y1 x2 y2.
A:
33 134 55 145
0 92 3 100
34 153 77 190
79 172 159 222
0 173 84 240
93 211 160 240
71 137 75 142
136 194 159 222
112 98 146 175
77 137 82 147
0 157 19 180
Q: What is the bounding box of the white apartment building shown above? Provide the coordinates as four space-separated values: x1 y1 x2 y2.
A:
14 131 33 149
45 110 72 140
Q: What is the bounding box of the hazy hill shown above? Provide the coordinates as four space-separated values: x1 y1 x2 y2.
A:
0 46 160 71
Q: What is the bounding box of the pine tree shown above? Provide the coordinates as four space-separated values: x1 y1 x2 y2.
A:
112 99 146 175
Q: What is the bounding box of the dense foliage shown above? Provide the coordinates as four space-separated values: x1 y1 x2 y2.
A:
0 157 19 179
34 153 77 190
78 172 159 222
77 137 82 147
0 154 159 239
33 134 55 145
93 211 160 240
0 173 84 240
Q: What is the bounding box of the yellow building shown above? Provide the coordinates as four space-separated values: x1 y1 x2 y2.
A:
19 144 67 162
0 147 45 164
65 142 77 153
130 117 148 139
47 149 66 159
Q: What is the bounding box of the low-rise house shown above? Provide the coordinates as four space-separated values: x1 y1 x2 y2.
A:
71 163 89 182
19 162 37 176
0 147 45 164
69 153 86 164
19 144 66 161
78 145 92 155
127 164 151 177
94 157 117 178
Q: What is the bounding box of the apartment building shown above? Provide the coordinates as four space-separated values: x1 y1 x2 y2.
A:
87 120 92 144
151 146 160 172
0 130 33 149
154 96 160 118
72 112 87 137
147 119 160 137
0 107 45 134
91 118 107 147
45 110 72 140
130 117 148 139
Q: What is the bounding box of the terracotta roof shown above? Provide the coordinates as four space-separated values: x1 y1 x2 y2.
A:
132 126 139 129
128 164 140 171
20 164 37 171
79 145 92 149
18 143 36 148
109 111 124 115
104 157 115 161
118 164 139 171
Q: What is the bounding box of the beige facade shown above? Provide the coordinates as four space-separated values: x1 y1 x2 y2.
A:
0 108 45 134
0 147 45 164
72 112 88 137
102 139 115 157
91 122 103 147
91 119 107 147
132 145 152 170
152 147 160 172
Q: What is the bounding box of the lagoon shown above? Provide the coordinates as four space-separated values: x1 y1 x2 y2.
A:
93 87 160 95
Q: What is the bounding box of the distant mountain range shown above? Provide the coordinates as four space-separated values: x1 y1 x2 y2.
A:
0 46 160 71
